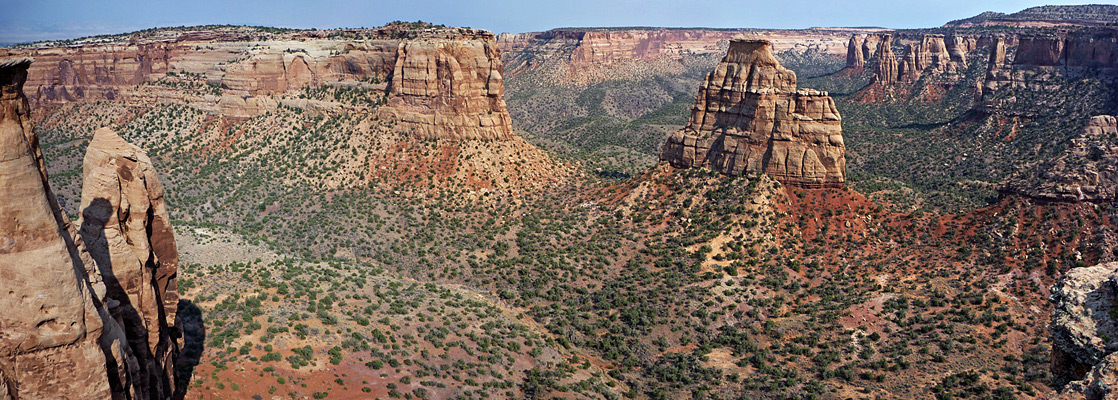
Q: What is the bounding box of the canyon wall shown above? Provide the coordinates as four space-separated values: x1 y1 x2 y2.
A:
0 57 180 399
500 28 852 65
660 39 846 188
976 29 1118 114
6 26 515 141
855 32 977 85
1004 115 1118 201
500 28 856 85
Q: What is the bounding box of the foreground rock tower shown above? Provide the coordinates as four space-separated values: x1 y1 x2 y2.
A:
660 39 846 187
0 57 179 399
377 31 514 141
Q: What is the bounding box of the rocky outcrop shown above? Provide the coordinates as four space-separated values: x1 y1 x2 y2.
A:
376 33 513 140
916 35 952 73
1004 115 1118 201
873 34 898 84
868 33 976 86
862 34 879 62
660 39 846 188
947 34 972 67
1050 262 1118 399
846 35 865 69
80 127 181 399
0 56 119 400
898 44 920 83
0 57 179 399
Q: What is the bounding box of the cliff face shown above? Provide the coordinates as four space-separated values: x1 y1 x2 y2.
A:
977 30 1118 114
846 35 865 69
500 28 854 85
660 39 846 187
376 33 513 140
502 29 851 67
0 57 180 399
80 127 181 399
856 33 976 85
1004 115 1118 201
10 27 515 141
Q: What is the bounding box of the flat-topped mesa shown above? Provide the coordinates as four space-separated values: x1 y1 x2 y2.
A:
660 39 846 188
11 25 516 136
1003 115 1118 202
376 34 514 141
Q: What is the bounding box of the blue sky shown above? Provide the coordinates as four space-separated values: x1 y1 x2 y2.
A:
1 0 1113 44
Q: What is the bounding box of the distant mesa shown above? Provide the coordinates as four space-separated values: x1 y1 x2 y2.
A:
6 25 514 141
376 33 513 140
1050 262 1118 399
946 5 1118 28
660 39 846 188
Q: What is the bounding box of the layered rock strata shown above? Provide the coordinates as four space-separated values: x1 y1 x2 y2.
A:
0 56 118 400
376 34 513 140
660 39 846 187
857 33 977 84
80 127 181 399
1004 115 1118 201
499 28 853 67
8 26 515 141
1050 262 1118 399
873 34 899 84
976 30 1118 114
862 34 879 63
0 57 180 399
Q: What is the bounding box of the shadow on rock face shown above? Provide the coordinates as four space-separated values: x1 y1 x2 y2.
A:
173 299 205 400
81 196 179 398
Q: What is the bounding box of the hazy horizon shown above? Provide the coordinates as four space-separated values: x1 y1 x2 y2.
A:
2 0 1115 45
